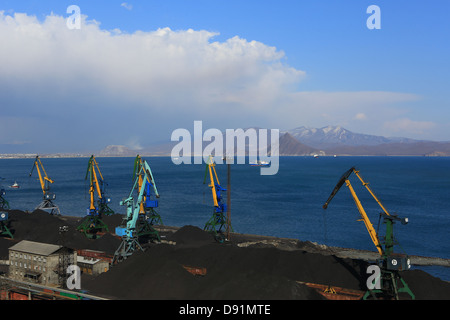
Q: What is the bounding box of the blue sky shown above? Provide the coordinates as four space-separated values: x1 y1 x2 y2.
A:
0 1 449 153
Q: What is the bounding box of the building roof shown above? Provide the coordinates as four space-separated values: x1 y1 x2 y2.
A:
77 256 102 265
9 240 62 256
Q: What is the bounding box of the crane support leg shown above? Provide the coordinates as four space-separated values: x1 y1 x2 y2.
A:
76 215 109 239
363 269 415 300
0 222 13 239
204 211 232 242
112 237 143 264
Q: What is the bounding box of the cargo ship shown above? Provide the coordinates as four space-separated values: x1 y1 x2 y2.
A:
250 160 269 167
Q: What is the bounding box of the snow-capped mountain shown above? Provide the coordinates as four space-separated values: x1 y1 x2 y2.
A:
286 125 418 149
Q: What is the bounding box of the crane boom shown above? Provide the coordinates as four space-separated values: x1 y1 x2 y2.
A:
29 156 54 196
323 167 383 255
344 179 384 256
322 167 389 255
29 156 60 215
203 155 230 241
85 156 104 208
77 155 112 238
322 167 354 210
123 159 160 235
353 169 391 217
322 167 415 300
84 155 114 215
204 156 222 208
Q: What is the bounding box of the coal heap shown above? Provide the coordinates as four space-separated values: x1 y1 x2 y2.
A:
1 212 450 300
82 225 450 300
2 210 123 255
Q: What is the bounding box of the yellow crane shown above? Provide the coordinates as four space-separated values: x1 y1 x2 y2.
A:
77 155 113 238
323 167 414 300
29 156 61 215
203 155 231 242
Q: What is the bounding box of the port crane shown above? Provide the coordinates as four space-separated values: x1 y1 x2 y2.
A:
0 188 9 210
0 187 12 238
132 155 163 226
77 155 114 238
203 155 232 242
113 158 160 263
0 211 13 238
29 156 61 215
322 167 415 300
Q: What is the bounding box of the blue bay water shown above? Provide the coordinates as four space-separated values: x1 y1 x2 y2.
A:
0 156 449 281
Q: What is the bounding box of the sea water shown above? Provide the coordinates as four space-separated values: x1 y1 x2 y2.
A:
0 156 449 281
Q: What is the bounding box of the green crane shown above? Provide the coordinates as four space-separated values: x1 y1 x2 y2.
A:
323 167 415 300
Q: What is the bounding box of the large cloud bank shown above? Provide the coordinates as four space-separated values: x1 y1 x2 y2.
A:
0 12 420 152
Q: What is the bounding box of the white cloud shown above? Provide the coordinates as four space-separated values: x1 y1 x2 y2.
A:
0 11 425 152
384 118 436 135
272 90 420 130
354 113 367 120
121 3 133 11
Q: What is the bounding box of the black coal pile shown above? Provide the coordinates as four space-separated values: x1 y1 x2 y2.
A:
165 225 216 246
402 269 450 300
82 225 450 300
2 213 450 300
0 210 123 257
81 226 359 299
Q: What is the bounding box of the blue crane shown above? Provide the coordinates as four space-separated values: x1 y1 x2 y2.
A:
113 158 160 263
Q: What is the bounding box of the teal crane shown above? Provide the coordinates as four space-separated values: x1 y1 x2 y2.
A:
112 159 160 264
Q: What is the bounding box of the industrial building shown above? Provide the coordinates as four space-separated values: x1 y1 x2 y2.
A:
8 240 76 287
77 249 110 275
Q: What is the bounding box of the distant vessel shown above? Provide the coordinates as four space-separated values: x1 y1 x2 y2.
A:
250 160 270 167
10 181 19 188
313 154 319 158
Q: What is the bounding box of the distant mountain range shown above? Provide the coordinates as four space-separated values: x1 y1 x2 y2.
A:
279 125 450 156
285 126 419 149
95 125 450 157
